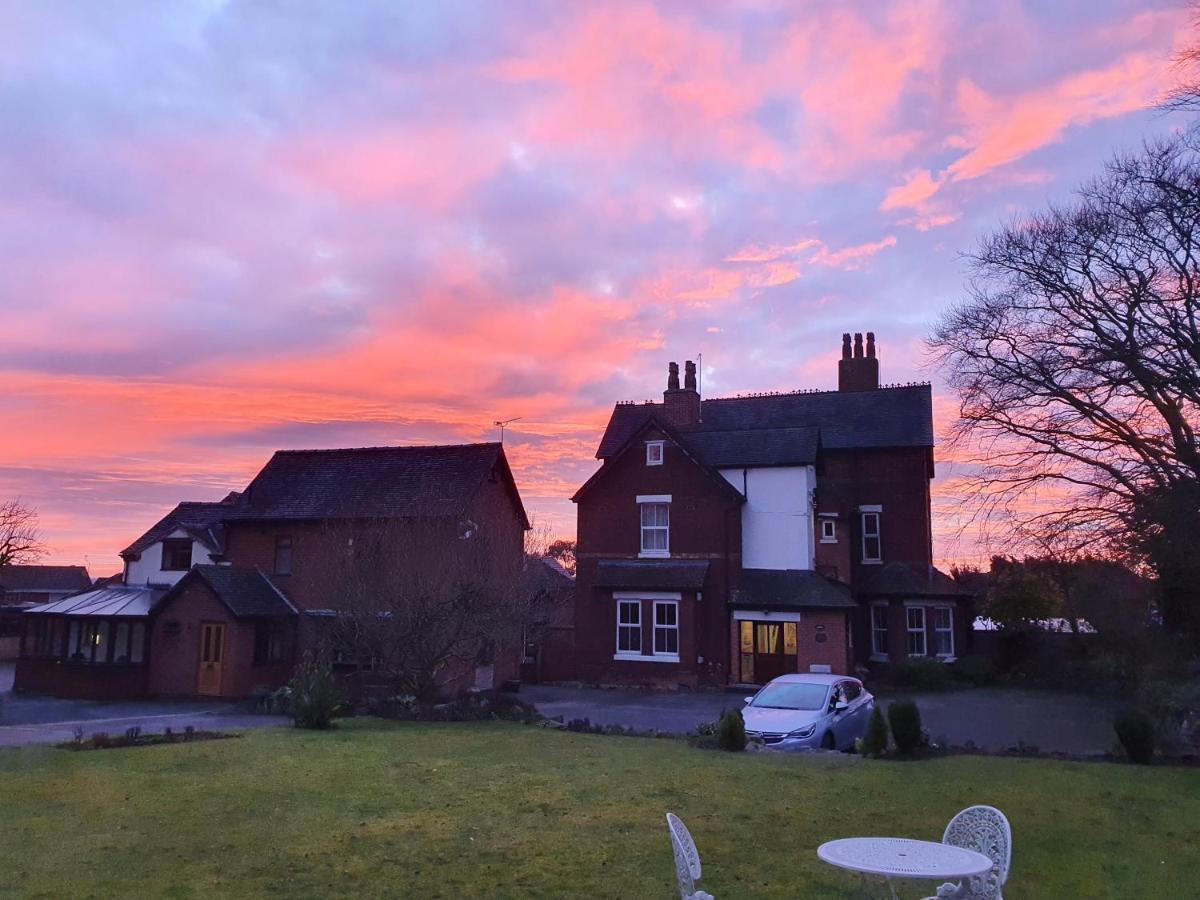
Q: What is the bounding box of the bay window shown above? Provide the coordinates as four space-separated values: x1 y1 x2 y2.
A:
616 599 642 656
653 601 679 658
906 606 927 656
871 604 889 658
933 606 954 657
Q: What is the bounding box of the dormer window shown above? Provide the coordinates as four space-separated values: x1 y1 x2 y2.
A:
637 495 670 557
645 441 664 466
161 538 192 571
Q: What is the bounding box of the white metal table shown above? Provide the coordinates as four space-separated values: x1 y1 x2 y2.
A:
817 837 993 899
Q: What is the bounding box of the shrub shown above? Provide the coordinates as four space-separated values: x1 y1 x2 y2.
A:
281 659 343 729
889 656 953 691
716 709 746 752
887 701 923 755
91 732 110 749
862 705 889 758
951 654 997 686
1114 710 1156 764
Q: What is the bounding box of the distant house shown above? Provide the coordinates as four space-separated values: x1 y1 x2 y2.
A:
520 556 576 684
14 443 529 700
0 565 92 660
559 332 973 688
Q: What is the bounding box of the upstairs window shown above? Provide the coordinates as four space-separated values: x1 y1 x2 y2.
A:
639 500 670 556
645 440 664 466
860 508 882 563
274 535 293 576
161 538 193 571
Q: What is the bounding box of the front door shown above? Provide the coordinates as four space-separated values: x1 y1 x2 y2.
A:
197 623 225 696
738 620 799 684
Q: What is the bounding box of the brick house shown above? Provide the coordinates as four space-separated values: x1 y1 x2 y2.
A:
14 443 529 700
0 565 93 659
565 333 972 688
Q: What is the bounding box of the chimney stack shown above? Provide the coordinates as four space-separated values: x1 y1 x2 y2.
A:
838 331 880 392
663 359 701 427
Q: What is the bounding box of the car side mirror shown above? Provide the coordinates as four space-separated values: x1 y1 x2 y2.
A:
744 696 754 705
834 700 849 712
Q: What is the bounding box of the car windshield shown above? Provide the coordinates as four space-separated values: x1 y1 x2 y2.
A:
750 682 829 711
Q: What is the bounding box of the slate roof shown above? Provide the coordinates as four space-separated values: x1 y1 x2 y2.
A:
593 559 710 591
233 443 528 526
683 426 820 468
730 569 857 610
856 562 965 597
0 565 92 593
120 495 240 559
168 565 297 618
596 384 934 462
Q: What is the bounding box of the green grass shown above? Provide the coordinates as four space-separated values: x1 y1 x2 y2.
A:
1 720 1197 898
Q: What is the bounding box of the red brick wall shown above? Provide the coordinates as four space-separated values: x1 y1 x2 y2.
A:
13 657 150 699
149 581 292 698
573 426 742 687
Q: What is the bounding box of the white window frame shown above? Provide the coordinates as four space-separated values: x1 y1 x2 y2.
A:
820 518 837 543
870 603 889 660
615 599 642 658
906 606 927 656
933 605 955 658
638 496 671 558
652 600 680 661
645 440 664 466
860 506 882 564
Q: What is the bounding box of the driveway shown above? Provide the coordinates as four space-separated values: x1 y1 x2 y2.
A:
0 661 288 748
522 684 1118 755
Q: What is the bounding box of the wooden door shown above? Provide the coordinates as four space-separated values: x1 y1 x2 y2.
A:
748 621 799 684
197 623 225 696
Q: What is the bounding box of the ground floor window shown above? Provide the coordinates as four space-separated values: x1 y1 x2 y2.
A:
254 620 290 665
653 601 679 657
906 607 927 656
56 618 144 664
616 599 641 655
933 606 954 657
871 604 889 657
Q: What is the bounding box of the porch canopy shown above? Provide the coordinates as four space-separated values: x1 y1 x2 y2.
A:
730 569 855 611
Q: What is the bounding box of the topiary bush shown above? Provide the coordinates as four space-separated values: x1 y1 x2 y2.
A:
1114 709 1156 764
887 700 923 755
889 656 953 690
862 705 889 758
951 654 997 686
716 708 746 752
281 659 343 729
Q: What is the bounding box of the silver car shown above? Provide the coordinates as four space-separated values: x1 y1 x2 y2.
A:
742 673 874 751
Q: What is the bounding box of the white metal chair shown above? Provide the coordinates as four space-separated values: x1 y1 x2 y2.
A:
666 812 713 900
923 805 1012 900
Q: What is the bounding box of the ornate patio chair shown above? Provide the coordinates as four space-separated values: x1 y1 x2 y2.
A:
666 812 713 900
922 805 1012 900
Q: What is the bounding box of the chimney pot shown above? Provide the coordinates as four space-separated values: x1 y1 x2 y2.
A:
667 361 680 391
841 333 852 360
866 332 876 359
853 333 864 359
684 360 697 391
839 330 881 392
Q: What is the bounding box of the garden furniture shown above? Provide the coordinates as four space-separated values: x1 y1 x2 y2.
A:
666 812 713 900
918 805 1012 900
817 836 993 899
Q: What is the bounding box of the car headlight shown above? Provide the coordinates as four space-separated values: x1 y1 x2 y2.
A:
788 724 816 738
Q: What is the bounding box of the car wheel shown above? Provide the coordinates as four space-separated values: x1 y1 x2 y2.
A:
821 731 836 751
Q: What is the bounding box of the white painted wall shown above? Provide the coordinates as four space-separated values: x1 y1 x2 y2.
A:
719 466 815 571
124 529 216 586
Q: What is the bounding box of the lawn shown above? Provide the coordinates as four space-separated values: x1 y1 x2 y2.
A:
0 720 1196 898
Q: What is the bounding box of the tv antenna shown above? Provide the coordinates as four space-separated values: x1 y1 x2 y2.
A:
493 416 522 442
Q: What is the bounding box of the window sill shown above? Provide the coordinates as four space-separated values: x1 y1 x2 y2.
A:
819 539 838 545
869 654 889 663
861 559 882 565
638 551 670 559
612 653 681 664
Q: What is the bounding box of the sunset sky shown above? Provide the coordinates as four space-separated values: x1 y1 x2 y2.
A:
0 0 1191 577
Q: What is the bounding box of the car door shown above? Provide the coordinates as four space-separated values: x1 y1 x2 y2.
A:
829 682 854 747
840 680 870 742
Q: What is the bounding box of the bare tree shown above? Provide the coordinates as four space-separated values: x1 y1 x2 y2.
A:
310 517 547 703
1163 3 1200 112
929 134 1200 631
0 499 46 569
